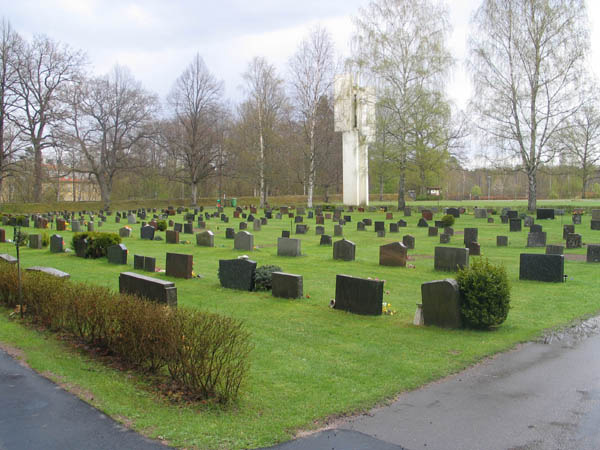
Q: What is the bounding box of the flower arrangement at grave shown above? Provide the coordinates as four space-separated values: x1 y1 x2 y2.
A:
382 302 396 315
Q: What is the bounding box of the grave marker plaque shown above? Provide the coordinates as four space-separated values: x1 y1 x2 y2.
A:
421 278 462 328
519 254 564 282
434 247 469 272
166 253 193 279
218 258 257 291
334 274 383 315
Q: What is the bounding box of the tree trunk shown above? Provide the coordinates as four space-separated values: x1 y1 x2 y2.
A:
581 167 587 199
397 170 406 210
97 174 112 209
527 170 537 212
191 181 198 206
33 145 43 202
379 174 384 201
259 130 265 208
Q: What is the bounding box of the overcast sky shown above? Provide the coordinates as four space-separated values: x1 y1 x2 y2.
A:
4 0 600 111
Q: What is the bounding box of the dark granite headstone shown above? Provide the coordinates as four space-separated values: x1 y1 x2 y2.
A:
591 220 600 230
446 208 460 218
362 218 372 226
134 254 145 270
334 274 383 315
140 225 155 240
417 218 428 227
563 225 575 239
183 223 193 234
119 272 177 306
166 253 193 279
440 234 451 244
379 242 407 267
519 254 564 282
434 247 469 272
402 234 415 250
398 220 407 227
218 258 257 291
374 221 385 232
467 241 481 256
421 278 462 328
463 228 478 247
530 224 543 233
315 225 325 235
572 214 582 225
28 234 42 249
565 233 582 249
165 230 179 244
320 234 332 246
271 272 303 299
536 209 555 220
428 227 438 237
119 227 131 238
496 236 508 246
527 232 547 248
107 244 127 264
333 239 356 261
509 218 522 232
226 228 235 239
282 230 290 238
546 245 564 255
403 207 412 217
587 244 600 263
50 234 64 253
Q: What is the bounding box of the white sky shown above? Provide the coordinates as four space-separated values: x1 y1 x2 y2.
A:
3 0 600 112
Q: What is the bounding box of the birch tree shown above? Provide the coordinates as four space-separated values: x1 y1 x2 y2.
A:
289 26 336 207
167 54 223 205
351 0 454 209
469 0 589 211
242 57 286 208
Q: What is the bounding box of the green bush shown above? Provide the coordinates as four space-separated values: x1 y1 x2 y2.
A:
0 264 252 403
71 232 122 258
15 215 27 226
254 265 282 291
156 220 167 231
440 214 455 227
457 258 511 330
14 230 28 247
41 232 50 247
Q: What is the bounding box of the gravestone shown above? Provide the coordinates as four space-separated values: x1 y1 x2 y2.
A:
197 221 206 229
501 215 509 224
527 232 547 248
421 278 462 328
239 222 248 230
333 239 356 261
183 223 193 234
174 223 183 233
592 209 600 221
271 272 303 299
386 212 393 220
74 238 88 258
446 208 460 218
277 237 301 257
226 228 236 239
334 225 343 236
587 244 600 263
422 210 433 220
440 234 451 244
71 221 81 233
536 208 555 220
316 216 324 225
572 214 582 225
134 254 144 270
119 272 177 307
428 227 438 237
196 230 214 247
434 247 469 272
25 266 70 279
357 222 366 231
444 227 454 236
234 231 254 251
519 254 564 282
524 216 534 227
28 234 42 249
509 219 522 232
0 254 17 264
496 236 508 247
218 258 257 291
379 242 407 267
50 234 64 253
463 228 478 247
56 219 66 231
140 225 155 240
261 217 268 225
377 230 386 238
389 223 399 233
316 225 325 235
296 224 308 234
403 207 412 217
474 208 487 219
282 230 290 238
467 242 481 256
253 219 262 231
107 244 128 264
166 230 179 244
563 225 575 240
320 235 332 246
417 218 429 228
402 234 415 249
127 214 136 224
591 221 600 230
487 217 494 224
87 222 95 232
166 253 193 279
565 233 582 249
294 216 303 223
119 227 131 238
144 256 156 273
530 224 543 233
115 216 121 223
334 274 383 316
398 220 407 227
546 245 564 255
374 221 385 232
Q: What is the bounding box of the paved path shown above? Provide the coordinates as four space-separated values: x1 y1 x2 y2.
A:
0 349 169 450
268 318 600 450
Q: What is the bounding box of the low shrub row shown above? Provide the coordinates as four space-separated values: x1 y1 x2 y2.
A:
0 265 253 403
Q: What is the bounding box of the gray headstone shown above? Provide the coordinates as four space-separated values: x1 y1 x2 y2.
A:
234 231 254 251
277 237 301 257
563 225 575 239
572 214 582 225
421 278 462 328
127 214 136 224
334 224 343 236
271 272 303 299
315 225 324 235
253 219 262 231
196 230 214 247
25 266 70 279
71 221 81 232
28 234 42 249
527 232 547 247
119 227 131 238
434 247 469 272
545 245 564 255
474 208 487 219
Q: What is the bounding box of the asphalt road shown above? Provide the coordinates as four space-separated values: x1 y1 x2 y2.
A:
0 349 169 450
268 317 600 450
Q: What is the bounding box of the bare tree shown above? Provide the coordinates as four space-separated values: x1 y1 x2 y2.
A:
351 0 454 209
166 54 223 205
242 57 286 207
469 0 589 211
60 66 158 208
288 26 336 207
12 34 85 202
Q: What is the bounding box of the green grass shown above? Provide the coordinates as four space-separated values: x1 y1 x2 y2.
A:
0 203 599 449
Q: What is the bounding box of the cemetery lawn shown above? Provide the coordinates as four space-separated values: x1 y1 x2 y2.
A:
1 204 600 449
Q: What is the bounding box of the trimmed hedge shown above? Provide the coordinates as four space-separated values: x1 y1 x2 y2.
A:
71 232 122 258
0 264 252 403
